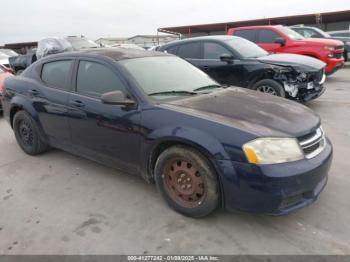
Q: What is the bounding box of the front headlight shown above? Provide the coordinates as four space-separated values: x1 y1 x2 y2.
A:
324 46 336 51
243 138 304 165
272 66 292 74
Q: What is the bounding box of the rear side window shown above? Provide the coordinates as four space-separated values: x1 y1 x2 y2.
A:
257 29 281 43
234 30 256 42
177 42 201 59
41 60 73 91
76 61 126 97
294 28 322 38
330 32 350 37
204 42 231 59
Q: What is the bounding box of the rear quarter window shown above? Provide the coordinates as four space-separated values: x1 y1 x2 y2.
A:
165 45 178 55
41 60 73 91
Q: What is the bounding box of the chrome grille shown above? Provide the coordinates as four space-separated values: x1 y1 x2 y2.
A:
333 53 343 59
335 45 344 50
298 127 326 159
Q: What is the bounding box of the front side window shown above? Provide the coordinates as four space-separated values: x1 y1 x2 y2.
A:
177 43 201 59
165 46 178 55
257 29 281 43
41 60 73 91
203 42 231 59
76 61 126 97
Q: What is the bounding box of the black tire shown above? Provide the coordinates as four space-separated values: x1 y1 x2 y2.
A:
154 145 220 218
13 111 48 155
252 79 286 97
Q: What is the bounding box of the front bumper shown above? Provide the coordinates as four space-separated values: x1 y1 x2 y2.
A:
215 138 333 215
325 57 344 75
298 84 326 103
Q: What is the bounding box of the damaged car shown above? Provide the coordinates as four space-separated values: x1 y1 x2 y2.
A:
159 36 326 102
9 36 98 73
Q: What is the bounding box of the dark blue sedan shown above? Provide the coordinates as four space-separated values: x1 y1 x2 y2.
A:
1 48 332 217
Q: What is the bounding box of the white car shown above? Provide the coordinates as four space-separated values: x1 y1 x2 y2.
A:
0 53 10 68
0 49 18 57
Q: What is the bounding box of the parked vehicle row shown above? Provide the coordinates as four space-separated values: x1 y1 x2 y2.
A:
0 65 13 112
159 36 326 102
8 36 99 73
290 25 350 61
1 48 333 217
227 25 345 75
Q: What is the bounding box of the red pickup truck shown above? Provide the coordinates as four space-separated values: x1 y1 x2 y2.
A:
227 25 344 75
0 66 13 113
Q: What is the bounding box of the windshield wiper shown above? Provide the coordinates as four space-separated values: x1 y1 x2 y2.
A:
193 85 221 92
148 90 198 96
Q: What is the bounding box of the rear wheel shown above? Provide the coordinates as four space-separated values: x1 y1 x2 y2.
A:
154 146 220 217
252 79 286 97
13 111 48 155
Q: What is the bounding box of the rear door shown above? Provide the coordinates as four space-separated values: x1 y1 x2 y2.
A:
256 29 284 52
34 59 74 146
67 58 141 175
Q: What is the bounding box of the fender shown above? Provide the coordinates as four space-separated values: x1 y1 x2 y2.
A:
140 125 231 182
9 95 49 144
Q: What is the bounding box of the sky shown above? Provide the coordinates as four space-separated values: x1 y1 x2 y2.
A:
0 0 349 44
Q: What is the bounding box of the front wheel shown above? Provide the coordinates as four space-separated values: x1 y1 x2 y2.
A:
154 146 220 218
13 111 49 155
252 79 286 97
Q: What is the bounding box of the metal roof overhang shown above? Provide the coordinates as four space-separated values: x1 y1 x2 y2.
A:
158 9 350 35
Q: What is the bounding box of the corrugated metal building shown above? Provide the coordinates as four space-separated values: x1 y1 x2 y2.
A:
158 10 350 38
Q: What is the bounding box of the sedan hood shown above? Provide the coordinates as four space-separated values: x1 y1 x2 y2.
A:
0 58 10 65
164 88 320 138
256 53 326 72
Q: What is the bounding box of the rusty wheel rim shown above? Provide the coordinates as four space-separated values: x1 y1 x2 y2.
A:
163 159 206 208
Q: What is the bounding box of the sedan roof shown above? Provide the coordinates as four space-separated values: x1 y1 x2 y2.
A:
50 47 171 61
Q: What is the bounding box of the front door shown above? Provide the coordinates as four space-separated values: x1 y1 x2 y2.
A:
256 29 284 53
200 42 244 87
68 59 141 175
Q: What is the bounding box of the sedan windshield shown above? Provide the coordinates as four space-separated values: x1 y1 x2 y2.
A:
120 56 219 98
225 38 268 58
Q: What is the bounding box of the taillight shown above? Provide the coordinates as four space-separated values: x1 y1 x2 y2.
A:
0 83 4 94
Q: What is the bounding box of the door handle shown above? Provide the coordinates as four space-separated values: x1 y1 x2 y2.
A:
203 66 210 70
29 89 40 96
70 100 85 108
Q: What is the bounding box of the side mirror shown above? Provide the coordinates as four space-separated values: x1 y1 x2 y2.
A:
101 90 135 106
220 53 234 64
274 37 286 46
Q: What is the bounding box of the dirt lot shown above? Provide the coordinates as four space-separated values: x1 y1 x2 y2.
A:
0 65 349 255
